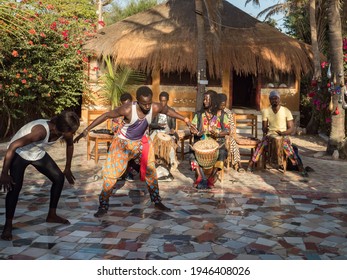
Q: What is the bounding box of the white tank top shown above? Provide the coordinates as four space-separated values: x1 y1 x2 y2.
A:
118 102 153 140
8 119 62 161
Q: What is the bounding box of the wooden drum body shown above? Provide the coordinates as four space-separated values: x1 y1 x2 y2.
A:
268 135 286 169
152 132 176 165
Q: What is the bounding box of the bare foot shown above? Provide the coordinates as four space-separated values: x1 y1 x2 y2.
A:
1 225 13 241
154 202 171 212
46 214 70 224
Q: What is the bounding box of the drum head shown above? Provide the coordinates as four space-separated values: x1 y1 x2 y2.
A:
157 132 171 141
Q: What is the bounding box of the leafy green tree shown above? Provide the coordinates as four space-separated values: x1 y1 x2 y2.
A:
0 1 96 138
24 0 97 19
104 0 161 25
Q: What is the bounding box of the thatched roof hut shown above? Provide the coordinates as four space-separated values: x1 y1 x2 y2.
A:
84 0 313 79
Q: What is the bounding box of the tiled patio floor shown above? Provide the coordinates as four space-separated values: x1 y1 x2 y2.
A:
0 136 346 260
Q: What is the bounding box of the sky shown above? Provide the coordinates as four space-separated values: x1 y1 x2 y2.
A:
116 0 286 30
226 0 285 29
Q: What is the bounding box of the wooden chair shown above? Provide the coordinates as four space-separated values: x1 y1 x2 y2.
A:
227 114 259 166
175 111 193 160
86 110 114 163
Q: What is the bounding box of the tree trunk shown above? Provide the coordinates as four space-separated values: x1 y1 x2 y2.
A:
310 0 321 80
306 0 321 135
326 0 346 157
195 0 206 112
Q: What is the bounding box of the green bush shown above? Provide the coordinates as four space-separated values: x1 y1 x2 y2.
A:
0 2 95 138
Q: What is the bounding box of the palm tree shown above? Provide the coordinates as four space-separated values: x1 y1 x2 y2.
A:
99 56 145 110
246 0 346 157
326 0 346 156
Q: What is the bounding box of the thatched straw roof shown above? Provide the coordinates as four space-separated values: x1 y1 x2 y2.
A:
84 0 313 78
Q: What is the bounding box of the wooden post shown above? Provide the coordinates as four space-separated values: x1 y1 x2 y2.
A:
255 76 261 111
151 69 160 101
229 68 233 109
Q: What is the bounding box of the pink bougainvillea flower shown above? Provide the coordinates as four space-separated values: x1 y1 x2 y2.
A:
63 43 69 48
93 67 100 71
321 61 328 69
42 44 47 48
21 79 27 84
12 50 19 57
50 22 57 30
40 32 46 38
62 30 68 37
98 20 105 27
77 50 81 55
82 57 89 63
23 68 28 74
327 83 331 87
58 18 69 24
29 29 36 35
46 4 54 10
28 40 34 45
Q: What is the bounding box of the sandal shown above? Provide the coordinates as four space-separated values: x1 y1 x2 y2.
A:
246 167 254 173
237 167 246 173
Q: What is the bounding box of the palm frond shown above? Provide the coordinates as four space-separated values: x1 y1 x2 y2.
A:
99 56 145 109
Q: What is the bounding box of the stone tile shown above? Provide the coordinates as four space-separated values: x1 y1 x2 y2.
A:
0 138 346 260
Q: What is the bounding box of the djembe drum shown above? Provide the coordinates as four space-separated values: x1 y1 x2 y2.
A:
267 135 287 171
152 132 176 165
191 139 220 169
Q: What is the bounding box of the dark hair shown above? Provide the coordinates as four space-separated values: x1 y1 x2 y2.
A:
217 93 227 104
52 111 80 133
120 92 132 102
136 86 153 100
159 91 169 100
201 90 218 115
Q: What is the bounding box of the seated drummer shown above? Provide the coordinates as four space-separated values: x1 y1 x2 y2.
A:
149 91 179 175
247 90 307 176
189 90 228 189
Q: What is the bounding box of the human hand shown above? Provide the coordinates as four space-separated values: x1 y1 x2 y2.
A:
276 131 283 136
210 130 219 138
0 173 15 192
73 130 87 143
196 128 205 137
63 169 76 185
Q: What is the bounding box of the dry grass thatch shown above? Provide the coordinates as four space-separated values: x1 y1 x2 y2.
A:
84 0 314 78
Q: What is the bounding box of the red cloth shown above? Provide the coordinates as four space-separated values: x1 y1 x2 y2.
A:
140 135 149 181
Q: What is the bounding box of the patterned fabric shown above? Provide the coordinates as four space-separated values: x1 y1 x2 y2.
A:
99 137 160 210
191 112 218 140
112 117 124 133
190 112 227 170
222 109 241 166
251 135 300 166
